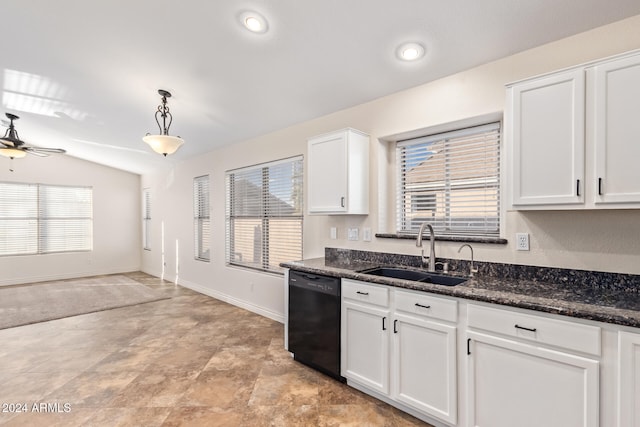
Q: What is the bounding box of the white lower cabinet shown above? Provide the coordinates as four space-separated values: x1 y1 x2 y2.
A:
618 331 640 427
342 299 390 394
341 279 458 425
338 279 637 427
393 312 457 424
341 279 390 394
466 304 601 427
466 331 599 427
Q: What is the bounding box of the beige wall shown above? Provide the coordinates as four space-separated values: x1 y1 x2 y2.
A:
0 153 141 285
142 15 640 321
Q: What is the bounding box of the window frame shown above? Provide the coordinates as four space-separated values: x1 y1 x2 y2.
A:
395 120 502 239
225 156 304 274
193 175 210 262
0 181 93 256
142 188 151 251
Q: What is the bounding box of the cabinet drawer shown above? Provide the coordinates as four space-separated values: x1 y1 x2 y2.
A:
342 279 389 308
468 304 601 356
395 290 457 323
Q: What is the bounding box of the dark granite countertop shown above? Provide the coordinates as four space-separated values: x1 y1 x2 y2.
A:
281 256 640 329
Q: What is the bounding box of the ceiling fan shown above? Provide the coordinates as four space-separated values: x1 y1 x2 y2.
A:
0 113 66 159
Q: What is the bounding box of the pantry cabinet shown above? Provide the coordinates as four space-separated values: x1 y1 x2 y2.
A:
466 304 600 427
618 331 640 427
508 49 640 209
307 128 369 214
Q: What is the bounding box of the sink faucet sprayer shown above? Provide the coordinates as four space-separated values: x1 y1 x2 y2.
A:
416 222 436 272
458 244 478 278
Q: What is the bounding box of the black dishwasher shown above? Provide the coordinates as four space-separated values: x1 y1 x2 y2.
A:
288 270 344 382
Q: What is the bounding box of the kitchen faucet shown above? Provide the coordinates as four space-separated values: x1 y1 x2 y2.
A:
458 243 478 278
416 222 436 272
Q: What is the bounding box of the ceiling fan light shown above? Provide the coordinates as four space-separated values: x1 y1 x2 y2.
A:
143 134 185 157
0 147 27 158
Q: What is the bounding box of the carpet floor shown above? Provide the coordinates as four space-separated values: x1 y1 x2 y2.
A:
0 275 168 330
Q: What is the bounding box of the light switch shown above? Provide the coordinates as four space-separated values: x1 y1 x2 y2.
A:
330 227 337 239
363 227 372 242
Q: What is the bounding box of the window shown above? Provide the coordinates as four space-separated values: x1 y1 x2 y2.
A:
396 122 501 238
193 175 210 261
142 188 151 250
225 156 303 274
0 182 93 256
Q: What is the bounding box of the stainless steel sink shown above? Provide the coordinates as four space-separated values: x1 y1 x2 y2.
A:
357 267 467 286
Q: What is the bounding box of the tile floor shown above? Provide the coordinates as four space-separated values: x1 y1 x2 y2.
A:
0 272 432 426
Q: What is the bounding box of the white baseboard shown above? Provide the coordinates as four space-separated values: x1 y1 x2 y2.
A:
0 267 141 287
177 277 285 324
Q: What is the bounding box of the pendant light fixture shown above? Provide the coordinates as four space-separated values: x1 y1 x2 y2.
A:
143 89 185 156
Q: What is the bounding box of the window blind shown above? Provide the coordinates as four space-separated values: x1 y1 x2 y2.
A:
0 182 92 256
0 182 38 255
396 122 501 237
225 156 303 273
193 175 210 261
142 188 151 250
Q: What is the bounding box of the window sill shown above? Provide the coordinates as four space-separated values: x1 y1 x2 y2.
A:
375 233 508 245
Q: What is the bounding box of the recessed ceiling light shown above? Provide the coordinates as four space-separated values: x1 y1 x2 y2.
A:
239 11 268 34
396 42 426 61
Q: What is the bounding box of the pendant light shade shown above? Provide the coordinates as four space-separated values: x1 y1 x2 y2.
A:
143 89 185 156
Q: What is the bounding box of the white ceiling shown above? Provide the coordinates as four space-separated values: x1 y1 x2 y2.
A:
2 1 640 175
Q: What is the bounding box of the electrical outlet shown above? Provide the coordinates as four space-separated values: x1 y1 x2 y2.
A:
516 233 530 251
363 227 372 242
347 227 359 241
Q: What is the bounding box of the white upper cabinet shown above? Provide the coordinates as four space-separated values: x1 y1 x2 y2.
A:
508 49 640 210
591 53 640 205
307 128 369 214
509 68 585 207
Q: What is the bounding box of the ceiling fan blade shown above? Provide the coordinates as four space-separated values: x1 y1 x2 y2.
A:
24 146 67 155
24 149 49 157
0 137 17 147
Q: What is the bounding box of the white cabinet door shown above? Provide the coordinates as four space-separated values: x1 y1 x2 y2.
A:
510 68 585 207
592 53 640 205
308 131 348 213
307 128 369 214
392 313 457 425
341 300 390 394
619 331 640 427
467 331 599 427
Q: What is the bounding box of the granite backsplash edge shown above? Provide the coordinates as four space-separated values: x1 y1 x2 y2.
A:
325 247 640 293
